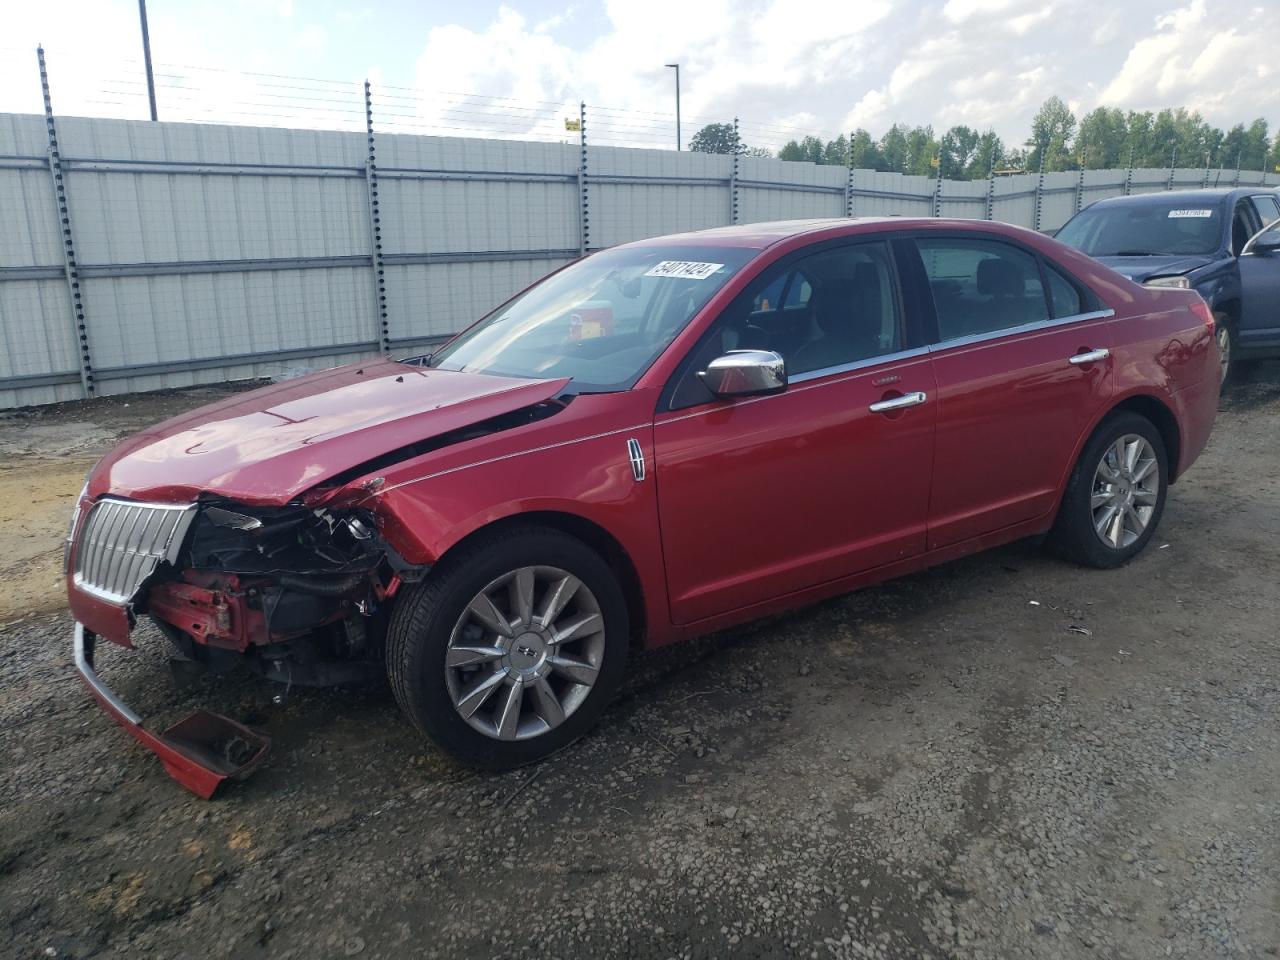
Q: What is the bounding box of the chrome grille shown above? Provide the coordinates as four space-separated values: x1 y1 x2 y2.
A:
73 499 197 604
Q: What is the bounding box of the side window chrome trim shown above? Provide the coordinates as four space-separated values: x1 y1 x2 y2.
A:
788 346 931 384
927 308 1116 352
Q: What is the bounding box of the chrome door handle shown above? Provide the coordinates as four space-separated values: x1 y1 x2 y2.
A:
869 391 927 413
1068 348 1110 365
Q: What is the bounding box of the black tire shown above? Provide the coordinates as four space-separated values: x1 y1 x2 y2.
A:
386 524 628 770
1047 412 1169 569
1215 311 1236 386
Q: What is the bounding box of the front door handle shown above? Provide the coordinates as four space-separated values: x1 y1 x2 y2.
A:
869 391 927 413
1068 348 1110 365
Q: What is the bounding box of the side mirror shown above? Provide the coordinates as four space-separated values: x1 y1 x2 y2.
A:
1244 228 1280 256
698 350 787 398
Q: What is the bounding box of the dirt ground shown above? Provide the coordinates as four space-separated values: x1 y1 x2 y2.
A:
1 366 1279 960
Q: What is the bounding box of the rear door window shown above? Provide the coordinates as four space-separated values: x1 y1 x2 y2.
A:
1251 195 1280 228
915 238 1049 341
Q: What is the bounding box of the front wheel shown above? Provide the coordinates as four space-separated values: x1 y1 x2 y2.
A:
1048 412 1169 569
386 526 628 770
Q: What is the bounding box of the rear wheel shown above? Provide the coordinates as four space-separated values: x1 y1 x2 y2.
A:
387 525 628 769
1048 412 1168 569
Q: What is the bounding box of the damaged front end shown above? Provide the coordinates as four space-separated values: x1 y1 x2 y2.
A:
150 501 422 686
68 494 423 797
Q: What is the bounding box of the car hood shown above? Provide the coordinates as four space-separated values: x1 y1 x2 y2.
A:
89 359 570 506
1094 254 1216 283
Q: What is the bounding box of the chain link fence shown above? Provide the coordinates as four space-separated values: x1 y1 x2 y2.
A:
1 48 1277 409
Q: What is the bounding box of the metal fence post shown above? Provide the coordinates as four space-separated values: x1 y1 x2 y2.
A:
1233 152 1241 188
1033 147 1046 233
844 131 855 218
363 80 390 354
984 148 997 221
1124 147 1134 196
578 102 589 255
1166 147 1177 191
730 117 741 225
38 47 95 398
932 150 944 218
1075 147 1087 213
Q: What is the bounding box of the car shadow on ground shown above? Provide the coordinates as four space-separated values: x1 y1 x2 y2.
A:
177 536 1056 801
1222 358 1280 411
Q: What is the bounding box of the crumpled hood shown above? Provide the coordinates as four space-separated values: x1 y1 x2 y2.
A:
89 359 569 506
1095 254 1216 284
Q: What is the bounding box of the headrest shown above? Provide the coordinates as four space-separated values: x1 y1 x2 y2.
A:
813 263 881 334
976 258 1023 297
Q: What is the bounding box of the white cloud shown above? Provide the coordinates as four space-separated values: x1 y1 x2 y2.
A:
294 24 327 54
2 0 1277 155
1098 0 1276 119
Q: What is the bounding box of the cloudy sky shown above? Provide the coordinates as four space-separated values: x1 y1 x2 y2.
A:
2 0 1275 151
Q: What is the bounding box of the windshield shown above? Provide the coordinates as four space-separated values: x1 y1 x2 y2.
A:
1056 200 1225 257
425 245 756 391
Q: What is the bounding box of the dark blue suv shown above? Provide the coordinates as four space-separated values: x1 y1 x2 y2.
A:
1057 188 1280 381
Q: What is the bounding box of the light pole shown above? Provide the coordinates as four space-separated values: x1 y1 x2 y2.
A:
665 63 680 151
138 0 158 121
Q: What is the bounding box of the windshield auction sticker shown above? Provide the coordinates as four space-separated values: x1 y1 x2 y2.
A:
1168 209 1214 218
645 260 725 280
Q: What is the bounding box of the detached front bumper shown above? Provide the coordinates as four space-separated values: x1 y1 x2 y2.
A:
73 624 270 798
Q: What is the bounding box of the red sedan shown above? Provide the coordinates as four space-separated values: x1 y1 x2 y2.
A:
66 218 1220 794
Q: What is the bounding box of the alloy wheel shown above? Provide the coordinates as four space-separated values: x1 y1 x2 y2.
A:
1090 434 1160 549
444 566 606 741
1216 324 1232 383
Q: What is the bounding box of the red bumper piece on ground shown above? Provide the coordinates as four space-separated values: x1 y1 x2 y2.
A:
73 624 270 799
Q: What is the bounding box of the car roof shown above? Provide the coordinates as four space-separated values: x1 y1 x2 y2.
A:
1088 187 1277 209
619 217 1023 250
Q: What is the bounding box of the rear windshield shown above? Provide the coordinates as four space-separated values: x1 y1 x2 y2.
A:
425 245 756 392
1056 200 1225 257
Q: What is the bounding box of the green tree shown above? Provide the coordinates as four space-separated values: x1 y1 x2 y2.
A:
688 123 739 155
1218 120 1269 172
1123 111 1155 167
904 126 939 176
972 130 1005 177
823 134 849 166
777 139 804 162
1026 96 1076 171
848 128 881 169
1145 108 1218 168
778 135 826 163
1077 107 1127 169
877 124 910 173
939 125 980 178
1241 118 1270 172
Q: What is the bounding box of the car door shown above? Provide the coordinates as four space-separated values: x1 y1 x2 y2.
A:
1238 220 1280 349
653 238 936 625
908 234 1114 549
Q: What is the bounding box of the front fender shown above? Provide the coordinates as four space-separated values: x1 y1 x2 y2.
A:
1192 258 1240 311
364 422 674 646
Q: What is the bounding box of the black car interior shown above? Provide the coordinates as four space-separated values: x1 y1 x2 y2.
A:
919 240 1050 340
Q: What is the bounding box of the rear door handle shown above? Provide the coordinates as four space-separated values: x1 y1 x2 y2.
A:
869 391 927 413
1068 348 1110 365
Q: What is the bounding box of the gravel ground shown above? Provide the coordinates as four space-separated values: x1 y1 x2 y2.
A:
2 366 1279 960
